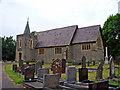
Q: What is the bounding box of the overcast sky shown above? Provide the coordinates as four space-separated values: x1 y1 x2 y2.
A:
0 0 119 39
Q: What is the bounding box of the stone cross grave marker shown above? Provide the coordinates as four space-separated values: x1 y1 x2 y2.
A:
66 66 76 83
19 59 23 67
13 64 17 72
96 60 104 80
81 56 86 68
35 61 42 74
79 68 88 82
109 56 115 78
24 66 35 81
43 74 60 88
89 81 109 90
37 68 49 80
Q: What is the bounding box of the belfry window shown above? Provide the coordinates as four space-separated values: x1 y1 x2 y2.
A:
29 39 33 48
19 39 22 48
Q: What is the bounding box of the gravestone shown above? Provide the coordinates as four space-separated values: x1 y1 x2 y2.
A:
92 61 95 66
115 56 120 65
43 74 60 88
37 68 49 80
21 64 29 75
29 64 35 73
81 56 86 68
89 81 109 90
66 66 76 83
35 61 42 74
96 60 104 80
79 68 88 82
26 61 29 65
105 47 109 64
61 59 66 73
19 59 23 67
13 64 17 72
87 61 89 67
16 67 21 73
109 56 115 78
24 66 35 81
52 59 62 74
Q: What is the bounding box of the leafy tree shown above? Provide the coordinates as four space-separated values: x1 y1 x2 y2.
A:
2 36 16 61
102 13 120 58
30 31 36 35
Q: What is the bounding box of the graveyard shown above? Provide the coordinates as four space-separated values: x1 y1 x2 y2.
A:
4 57 120 89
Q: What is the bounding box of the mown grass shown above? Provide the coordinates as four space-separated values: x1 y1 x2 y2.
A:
4 64 24 84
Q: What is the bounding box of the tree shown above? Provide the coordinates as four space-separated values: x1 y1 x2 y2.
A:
30 31 36 35
2 36 16 61
102 13 120 58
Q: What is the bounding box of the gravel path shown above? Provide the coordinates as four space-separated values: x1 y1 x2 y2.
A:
2 62 24 89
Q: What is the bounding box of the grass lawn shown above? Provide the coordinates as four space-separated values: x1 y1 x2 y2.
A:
4 62 120 85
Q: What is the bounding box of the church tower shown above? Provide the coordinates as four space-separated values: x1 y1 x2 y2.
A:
15 18 37 62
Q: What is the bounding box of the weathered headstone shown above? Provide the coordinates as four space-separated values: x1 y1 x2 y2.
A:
21 64 29 75
37 68 49 80
35 61 42 74
109 56 115 78
24 66 35 81
13 64 17 72
87 61 89 67
89 81 109 90
52 59 62 74
79 68 88 82
96 60 104 80
26 61 29 65
16 67 21 73
81 56 86 68
66 66 76 83
19 59 23 67
61 59 66 73
43 74 60 88
92 61 95 66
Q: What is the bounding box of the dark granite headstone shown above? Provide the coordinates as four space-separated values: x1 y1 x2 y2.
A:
19 59 23 67
82 56 86 68
109 56 115 78
21 64 29 75
79 68 88 82
92 61 95 66
89 81 109 90
43 74 60 88
24 66 35 81
66 66 76 83
96 60 104 80
35 61 42 74
13 64 17 72
61 59 66 73
87 61 89 67
37 68 49 80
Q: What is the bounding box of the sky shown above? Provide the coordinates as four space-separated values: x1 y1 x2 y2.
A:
0 0 119 39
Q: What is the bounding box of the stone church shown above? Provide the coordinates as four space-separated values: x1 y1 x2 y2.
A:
15 20 104 63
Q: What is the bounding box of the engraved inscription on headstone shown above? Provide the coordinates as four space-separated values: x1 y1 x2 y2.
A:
43 74 60 88
96 60 104 80
66 66 76 83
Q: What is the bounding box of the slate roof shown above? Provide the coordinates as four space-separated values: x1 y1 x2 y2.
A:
35 25 78 48
72 25 100 44
24 21 30 34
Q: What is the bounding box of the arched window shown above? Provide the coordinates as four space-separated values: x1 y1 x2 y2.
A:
29 39 33 48
19 39 22 48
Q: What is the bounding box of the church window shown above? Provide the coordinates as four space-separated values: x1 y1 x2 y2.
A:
38 48 44 54
19 39 22 48
29 39 33 48
81 43 91 51
55 47 62 54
